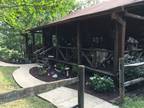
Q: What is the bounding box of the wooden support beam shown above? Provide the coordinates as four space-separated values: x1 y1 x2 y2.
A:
0 77 78 104
85 66 114 76
78 65 85 108
81 51 93 66
124 77 144 87
24 33 29 58
32 32 35 52
57 48 67 61
112 12 126 75
33 47 45 55
119 57 125 102
39 47 53 55
125 12 144 20
77 23 81 64
43 28 53 48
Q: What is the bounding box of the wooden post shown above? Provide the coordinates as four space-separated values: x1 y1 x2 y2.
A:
32 32 35 52
119 57 125 102
42 29 46 47
112 12 126 88
78 65 85 108
56 26 58 59
24 33 29 58
77 23 81 64
0 77 78 104
43 28 53 48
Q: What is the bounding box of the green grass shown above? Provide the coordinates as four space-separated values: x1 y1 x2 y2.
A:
0 66 56 108
121 96 144 108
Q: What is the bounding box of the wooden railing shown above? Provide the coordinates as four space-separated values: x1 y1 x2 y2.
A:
119 58 144 102
0 65 86 108
33 47 46 55
34 46 114 76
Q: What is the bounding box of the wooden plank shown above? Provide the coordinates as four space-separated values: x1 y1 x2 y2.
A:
85 66 114 76
125 12 144 20
124 77 144 87
78 65 85 108
119 57 125 102
57 48 67 61
39 47 53 55
124 62 144 67
0 77 78 104
33 47 46 55
81 51 93 66
82 48 112 53
58 46 77 50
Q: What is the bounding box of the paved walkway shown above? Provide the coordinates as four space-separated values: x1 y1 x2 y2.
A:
0 61 119 108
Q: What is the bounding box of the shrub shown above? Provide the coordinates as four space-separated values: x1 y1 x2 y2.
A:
124 54 144 81
125 66 144 81
89 74 114 92
0 46 23 63
56 63 65 71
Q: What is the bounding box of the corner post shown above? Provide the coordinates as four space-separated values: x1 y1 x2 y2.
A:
112 12 126 98
32 32 35 52
78 65 85 108
119 57 125 102
24 33 29 58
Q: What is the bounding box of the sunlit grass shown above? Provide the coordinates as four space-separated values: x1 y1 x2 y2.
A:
0 66 56 108
121 96 144 108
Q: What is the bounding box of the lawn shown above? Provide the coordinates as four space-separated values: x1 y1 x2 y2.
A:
0 66 56 108
121 96 144 108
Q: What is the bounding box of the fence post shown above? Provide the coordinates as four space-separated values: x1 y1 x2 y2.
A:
78 65 85 108
119 57 125 102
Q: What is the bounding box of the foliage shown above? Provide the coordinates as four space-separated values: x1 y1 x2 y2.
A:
89 74 114 92
0 46 23 62
0 0 76 31
124 54 144 81
75 0 101 11
121 96 144 108
125 66 144 81
56 63 65 71
0 0 76 61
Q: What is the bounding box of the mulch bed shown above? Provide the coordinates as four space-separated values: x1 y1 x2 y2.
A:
30 67 119 102
30 67 144 102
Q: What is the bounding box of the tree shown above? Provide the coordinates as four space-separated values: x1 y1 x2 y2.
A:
0 0 76 31
0 0 76 62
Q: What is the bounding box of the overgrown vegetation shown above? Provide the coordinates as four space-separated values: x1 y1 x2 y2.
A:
89 74 115 92
0 66 56 108
0 0 76 62
121 97 144 108
124 55 144 81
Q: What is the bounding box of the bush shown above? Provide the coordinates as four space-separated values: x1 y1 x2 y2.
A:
124 54 144 81
0 46 23 63
89 74 114 92
125 66 144 81
56 63 65 71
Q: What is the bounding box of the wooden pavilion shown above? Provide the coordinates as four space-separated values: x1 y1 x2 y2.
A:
24 0 144 84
